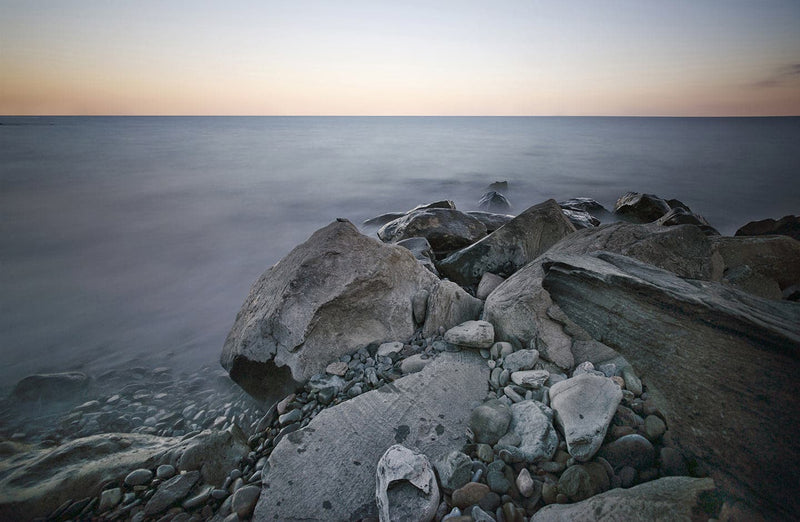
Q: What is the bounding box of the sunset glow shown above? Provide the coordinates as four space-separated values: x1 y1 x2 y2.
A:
2 0 799 116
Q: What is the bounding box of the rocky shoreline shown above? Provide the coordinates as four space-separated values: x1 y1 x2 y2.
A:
1 189 798 521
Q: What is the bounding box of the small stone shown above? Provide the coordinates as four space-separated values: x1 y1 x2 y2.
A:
144 470 200 516
276 394 295 415
400 354 429 374
644 415 666 441
451 482 491 509
444 320 495 349
470 399 512 445
278 409 302 426
611 376 625 388
510 370 549 389
516 468 536 498
478 491 502 512
378 341 404 358
619 466 637 488
502 350 539 373
598 434 655 471
231 485 261 519
542 482 558 504
486 469 510 494
471 505 496 522
317 386 336 405
98 488 123 512
621 366 642 396
211 489 229 500
325 361 349 376
434 451 473 491
156 464 176 480
557 462 610 502
539 461 565 474
124 468 153 487
476 444 495 463
659 447 688 477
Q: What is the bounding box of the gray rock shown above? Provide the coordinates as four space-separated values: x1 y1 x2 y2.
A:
471 505 496 522
561 208 600 229
124 468 153 486
97 487 123 512
532 477 716 521
254 351 487 521
495 400 558 464
542 250 800 519
377 341 404 358
466 211 514 234
10 372 90 402
620 366 642 396
444 320 495 349
362 212 408 229
397 236 439 275
558 197 609 216
643 415 666 441
486 469 510 494
502 349 539 373
156 464 176 480
510 370 549 389
476 272 505 300
735 214 800 241
598 434 656 472
221 219 438 402
710 235 800 299
515 468 537 498
422 281 483 338
557 462 610 502
376 445 439 522
469 399 512 446
656 207 718 235
434 451 473 491
378 208 487 257
143 470 200 516
549 374 622 462
613 192 671 223
400 354 429 374
231 485 261 519
478 191 511 213
438 199 576 288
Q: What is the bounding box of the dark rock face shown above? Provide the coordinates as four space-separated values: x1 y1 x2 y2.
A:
561 208 600 229
254 351 487 521
438 199 575 288
736 215 800 241
220 220 439 402
397 236 439 275
378 208 488 258
558 197 608 214
541 251 800 519
656 207 719 236
613 192 672 223
532 477 717 521
10 372 90 402
466 211 514 233
478 191 512 212
711 235 800 299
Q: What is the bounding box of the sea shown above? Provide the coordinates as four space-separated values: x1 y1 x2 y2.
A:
1 116 798 392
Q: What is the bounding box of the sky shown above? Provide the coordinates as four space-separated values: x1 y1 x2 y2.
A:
1 0 799 116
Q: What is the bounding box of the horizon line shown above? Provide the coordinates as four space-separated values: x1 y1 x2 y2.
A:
3 114 799 118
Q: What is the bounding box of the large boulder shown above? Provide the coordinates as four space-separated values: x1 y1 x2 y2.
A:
483 223 715 369
541 251 800 519
438 199 576 288
378 208 488 258
735 214 800 241
220 219 439 402
532 477 717 521
0 427 248 520
254 351 488 521
613 192 672 223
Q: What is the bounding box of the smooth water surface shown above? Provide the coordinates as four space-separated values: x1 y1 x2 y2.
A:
1 116 798 390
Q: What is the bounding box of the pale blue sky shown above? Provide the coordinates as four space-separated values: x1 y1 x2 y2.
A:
2 0 799 115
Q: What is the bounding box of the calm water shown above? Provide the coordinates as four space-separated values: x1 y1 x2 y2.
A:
1 116 798 390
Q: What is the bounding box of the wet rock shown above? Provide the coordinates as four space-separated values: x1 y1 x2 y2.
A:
613 192 671 223
532 477 716 521
438 199 576 288
466 211 514 234
254 352 487 521
376 445 439 522
495 400 558 464
397 236 440 275
221 219 438 402
125 468 153 486
478 191 511 213
656 207 718 235
549 374 622 462
561 208 600 229
542 250 800 519
378 208 487 257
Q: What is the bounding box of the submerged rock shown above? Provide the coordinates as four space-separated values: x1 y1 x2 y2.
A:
542 251 800 519
10 372 90 402
478 191 512 212
220 219 438 402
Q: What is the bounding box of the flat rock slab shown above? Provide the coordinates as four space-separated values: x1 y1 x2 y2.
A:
542 251 800 519
532 477 717 521
255 351 488 521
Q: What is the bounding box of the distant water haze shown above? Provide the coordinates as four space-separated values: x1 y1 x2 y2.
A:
1 116 798 391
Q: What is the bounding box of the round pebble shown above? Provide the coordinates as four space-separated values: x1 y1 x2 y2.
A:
124 468 153 487
156 464 176 480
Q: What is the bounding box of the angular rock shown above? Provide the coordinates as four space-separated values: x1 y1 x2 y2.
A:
470 399 512 446
561 208 600 229
656 207 718 235
254 351 487 521
397 236 439 275
422 281 483 338
478 191 511 212
443 320 494 349
378 208 487 257
376 445 439 522
143 470 200 516
495 400 558 463
434 451 473 492
438 199 576 288
362 212 407 229
735 214 800 241
466 211 514 234
532 477 717 521
476 272 505 300
221 219 438 402
549 374 622 462
542 251 800 519
510 370 549 389
502 349 539 373
377 342 403 358
613 192 671 223
10 372 90 402
0 428 246 520
558 197 609 215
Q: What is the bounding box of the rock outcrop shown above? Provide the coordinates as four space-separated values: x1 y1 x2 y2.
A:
438 199 576 288
254 351 488 521
478 191 511 212
613 192 672 222
220 219 439 402
735 214 800 241
541 251 800 519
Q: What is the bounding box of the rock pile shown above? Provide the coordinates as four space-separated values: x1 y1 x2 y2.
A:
2 190 797 521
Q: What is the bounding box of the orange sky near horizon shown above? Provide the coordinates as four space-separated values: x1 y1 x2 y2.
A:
2 1 799 116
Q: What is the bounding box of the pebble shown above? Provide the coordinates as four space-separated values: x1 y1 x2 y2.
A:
278 409 302 426
487 469 511 494
325 361 349 376
621 366 643 395
451 482 491 509
231 485 262 519
644 414 666 441
156 464 176 480
124 468 153 487
98 488 123 512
